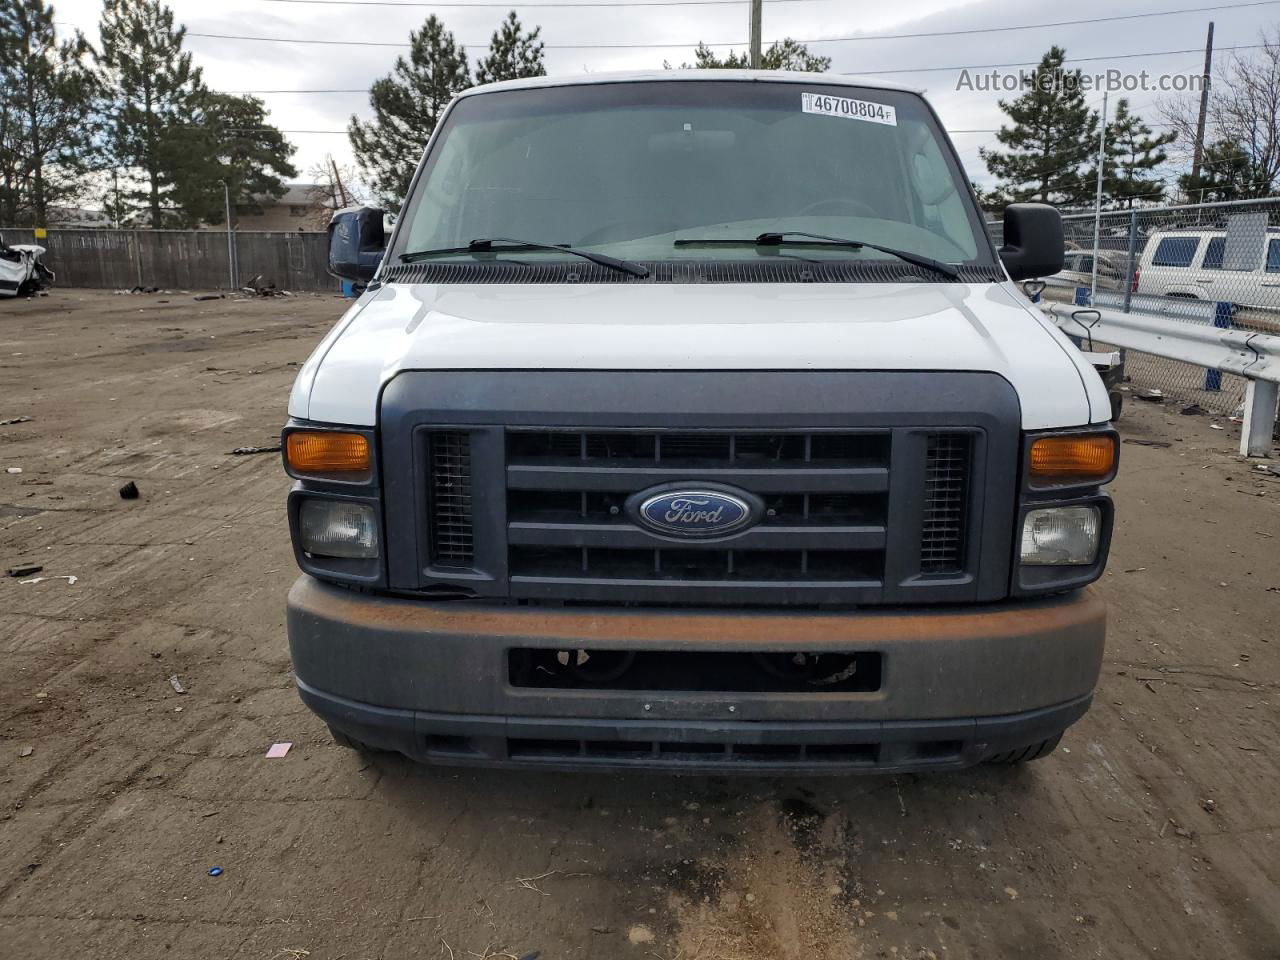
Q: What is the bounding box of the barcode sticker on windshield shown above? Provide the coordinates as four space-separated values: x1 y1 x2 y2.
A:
801 92 896 126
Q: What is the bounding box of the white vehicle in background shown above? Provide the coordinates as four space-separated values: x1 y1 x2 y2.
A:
1135 228 1280 310
0 237 55 298
1046 249 1127 294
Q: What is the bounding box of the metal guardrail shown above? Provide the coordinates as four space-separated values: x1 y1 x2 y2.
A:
1042 285 1221 321
1041 300 1280 457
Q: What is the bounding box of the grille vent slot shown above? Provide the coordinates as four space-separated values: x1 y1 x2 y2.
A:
921 433 971 574
428 431 474 568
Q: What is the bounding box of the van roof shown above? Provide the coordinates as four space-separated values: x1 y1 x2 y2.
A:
458 69 924 98
1147 226 1280 237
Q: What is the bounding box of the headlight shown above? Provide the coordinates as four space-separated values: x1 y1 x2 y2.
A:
1020 505 1100 565
299 499 379 559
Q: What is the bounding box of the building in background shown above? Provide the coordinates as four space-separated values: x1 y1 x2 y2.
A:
232 183 332 231
46 206 114 228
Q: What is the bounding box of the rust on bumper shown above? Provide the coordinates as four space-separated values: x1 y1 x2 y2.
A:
288 576 1106 723
293 575 1105 648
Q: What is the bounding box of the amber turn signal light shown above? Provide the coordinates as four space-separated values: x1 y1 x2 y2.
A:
285 431 371 479
1029 434 1116 484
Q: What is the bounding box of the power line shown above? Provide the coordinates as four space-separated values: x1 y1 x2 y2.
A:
184 28 411 47
230 89 367 93
850 43 1266 76
179 20 1270 61
249 0 1280 39
205 125 352 132
222 46 1259 94
60 0 1280 51
253 0 848 5
254 0 842 5
844 1 1280 43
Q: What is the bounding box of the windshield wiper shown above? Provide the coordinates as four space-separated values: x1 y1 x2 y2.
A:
673 230 960 279
400 237 649 278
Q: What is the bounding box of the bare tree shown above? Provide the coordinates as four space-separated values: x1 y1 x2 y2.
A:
1162 28 1280 199
305 155 366 228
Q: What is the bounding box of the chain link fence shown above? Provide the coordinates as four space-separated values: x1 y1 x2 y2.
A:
992 197 1280 420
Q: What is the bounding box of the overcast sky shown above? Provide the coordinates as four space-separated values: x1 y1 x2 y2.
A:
48 0 1278 191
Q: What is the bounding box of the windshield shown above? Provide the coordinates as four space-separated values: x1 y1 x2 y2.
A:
392 80 992 275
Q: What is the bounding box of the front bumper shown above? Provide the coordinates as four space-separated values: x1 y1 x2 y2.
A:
288 576 1106 773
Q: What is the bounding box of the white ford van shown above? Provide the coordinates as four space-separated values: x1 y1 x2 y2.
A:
283 71 1117 774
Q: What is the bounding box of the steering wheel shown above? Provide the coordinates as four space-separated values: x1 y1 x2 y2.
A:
795 197 878 218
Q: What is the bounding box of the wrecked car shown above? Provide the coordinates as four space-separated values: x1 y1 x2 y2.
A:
0 236 55 298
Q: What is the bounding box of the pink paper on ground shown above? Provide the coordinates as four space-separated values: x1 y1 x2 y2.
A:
265 742 292 758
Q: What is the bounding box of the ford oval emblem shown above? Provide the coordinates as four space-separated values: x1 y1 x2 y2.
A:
633 487 757 538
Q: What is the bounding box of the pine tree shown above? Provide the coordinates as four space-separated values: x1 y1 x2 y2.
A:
980 47 1098 206
1104 99 1176 208
474 11 545 85
169 92 297 227
1178 140 1253 203
96 0 206 227
0 96 19 224
0 0 99 226
969 180 1006 216
349 15 470 210
678 38 831 72
0 19 26 224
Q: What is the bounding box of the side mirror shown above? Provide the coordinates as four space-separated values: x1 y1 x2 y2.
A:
999 203 1063 281
328 205 386 283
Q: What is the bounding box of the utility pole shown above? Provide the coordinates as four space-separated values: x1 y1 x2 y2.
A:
111 170 122 229
218 178 236 291
329 154 351 208
749 0 762 69
1191 21 1214 182
1091 91 1108 304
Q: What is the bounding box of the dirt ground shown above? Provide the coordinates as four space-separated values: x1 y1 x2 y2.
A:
1 289 1277 960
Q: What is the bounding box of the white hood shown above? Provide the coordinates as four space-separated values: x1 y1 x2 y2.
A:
291 281 1107 429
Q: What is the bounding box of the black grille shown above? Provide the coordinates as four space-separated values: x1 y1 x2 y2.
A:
385 370 1016 605
505 429 892 601
508 546 882 581
428 432 474 567
505 738 889 765
921 433 971 574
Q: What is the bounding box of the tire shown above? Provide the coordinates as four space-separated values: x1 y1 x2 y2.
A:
985 732 1063 765
328 724 386 754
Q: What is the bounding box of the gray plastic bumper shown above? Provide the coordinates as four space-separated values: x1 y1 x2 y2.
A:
287 576 1105 772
